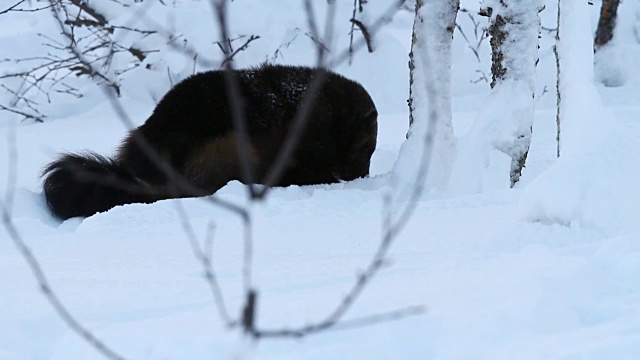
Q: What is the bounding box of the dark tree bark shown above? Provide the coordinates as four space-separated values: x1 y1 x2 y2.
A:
487 14 508 89
594 0 620 51
593 0 625 87
480 2 541 187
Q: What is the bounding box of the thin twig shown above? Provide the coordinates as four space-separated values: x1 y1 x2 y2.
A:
174 202 235 327
350 19 374 53
257 305 425 338
210 0 259 201
102 86 249 219
253 0 429 339
257 0 407 197
0 104 45 123
348 0 358 64
49 0 121 95
0 0 58 15
1 127 127 360
220 35 260 66
209 1 258 305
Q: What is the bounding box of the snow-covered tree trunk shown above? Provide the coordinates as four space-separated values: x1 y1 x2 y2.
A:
554 0 608 159
481 0 541 187
449 1 540 195
451 0 542 193
390 0 459 196
594 0 625 87
520 0 630 231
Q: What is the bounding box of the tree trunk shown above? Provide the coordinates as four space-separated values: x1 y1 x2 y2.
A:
391 0 459 196
594 0 620 51
480 1 541 187
554 0 561 158
520 0 624 230
594 0 625 87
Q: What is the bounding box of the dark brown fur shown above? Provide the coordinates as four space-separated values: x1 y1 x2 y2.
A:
42 65 378 219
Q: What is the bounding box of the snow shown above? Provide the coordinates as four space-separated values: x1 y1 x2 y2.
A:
2 0 640 359
595 42 628 88
519 0 640 234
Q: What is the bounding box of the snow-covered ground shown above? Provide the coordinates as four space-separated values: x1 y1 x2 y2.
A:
1 0 640 358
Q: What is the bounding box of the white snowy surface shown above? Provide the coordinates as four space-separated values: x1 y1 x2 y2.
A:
2 0 640 359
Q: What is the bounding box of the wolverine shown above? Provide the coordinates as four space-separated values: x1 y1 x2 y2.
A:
42 65 378 219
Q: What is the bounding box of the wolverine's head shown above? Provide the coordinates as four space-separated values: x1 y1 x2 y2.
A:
334 106 378 181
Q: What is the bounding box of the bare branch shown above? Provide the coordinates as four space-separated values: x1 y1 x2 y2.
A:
10 0 422 348
256 305 426 338
1 128 127 360
350 19 374 53
257 0 407 197
0 0 58 15
209 0 259 202
255 68 330 193
68 0 108 27
220 35 261 67
234 0 426 339
348 0 358 64
48 0 121 95
0 104 45 123
0 0 28 15
174 202 235 327
102 86 250 219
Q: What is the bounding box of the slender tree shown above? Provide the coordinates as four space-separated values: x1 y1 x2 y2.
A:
556 0 607 157
391 0 459 195
594 0 625 87
479 0 542 187
594 0 620 51
554 0 561 158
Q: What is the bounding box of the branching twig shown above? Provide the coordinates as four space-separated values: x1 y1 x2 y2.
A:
1 211 129 360
256 306 425 338
7 0 426 351
455 8 489 83
0 0 27 15
350 19 374 53
1 127 127 360
0 0 58 15
174 202 235 327
210 0 259 203
0 104 45 123
254 0 335 196
221 35 261 67
0 0 162 122
102 86 249 218
241 0 426 339
48 0 121 94
208 1 259 309
348 0 359 63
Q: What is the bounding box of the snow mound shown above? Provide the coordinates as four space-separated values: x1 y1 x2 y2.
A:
519 0 640 235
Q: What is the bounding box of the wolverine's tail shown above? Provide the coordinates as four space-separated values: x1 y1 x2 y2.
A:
42 152 161 220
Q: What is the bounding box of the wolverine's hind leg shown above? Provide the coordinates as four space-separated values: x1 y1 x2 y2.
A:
183 132 259 193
